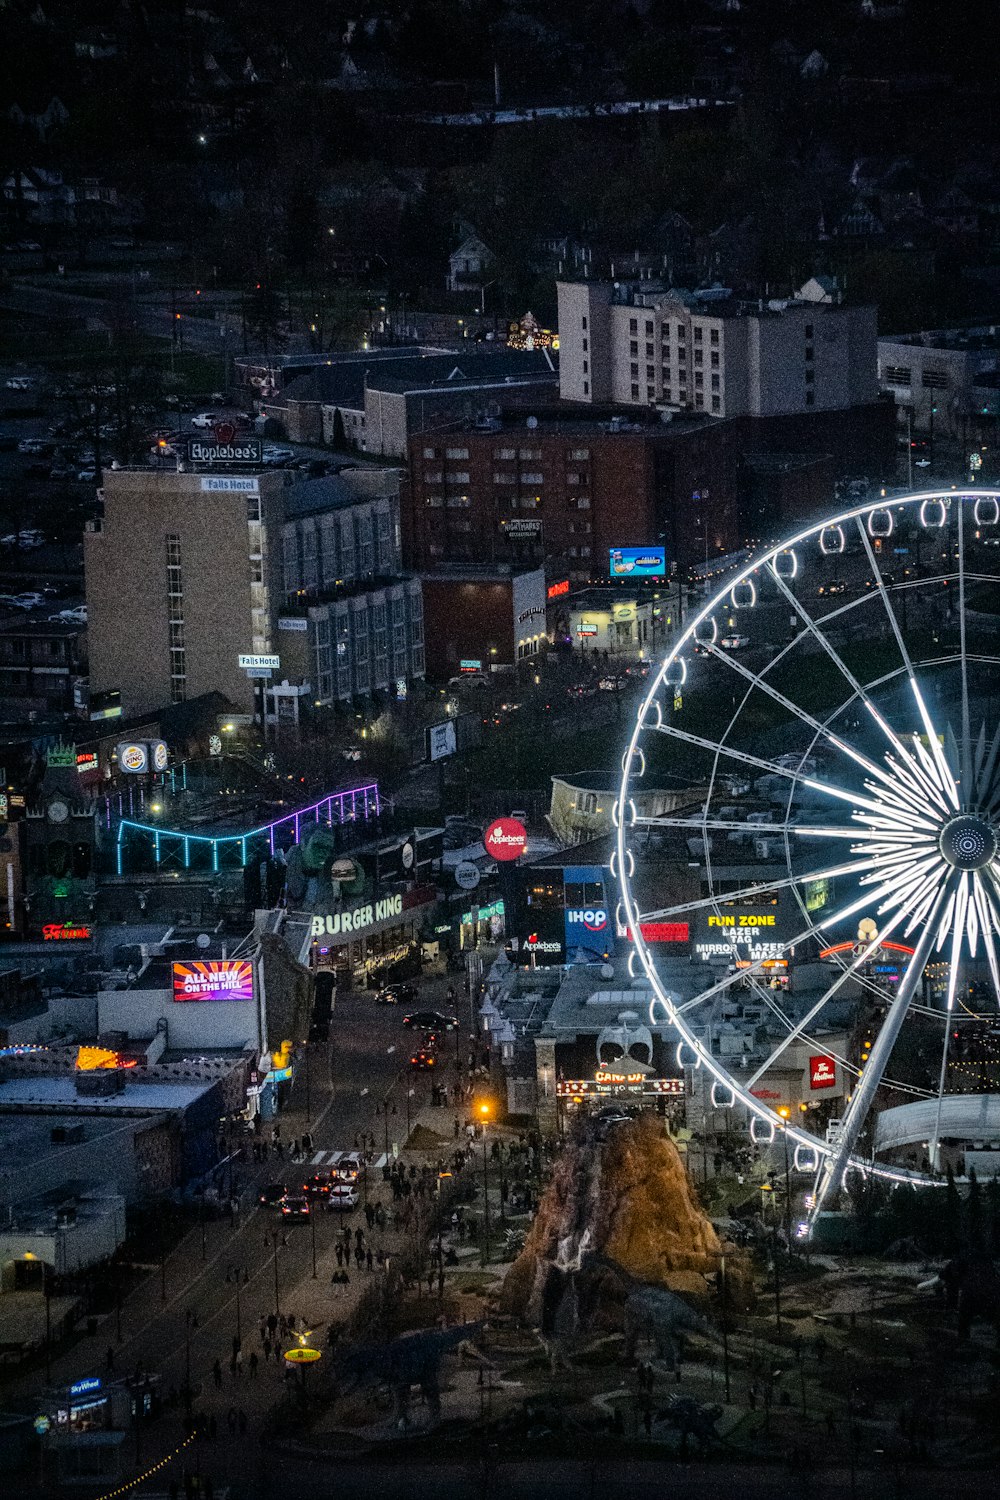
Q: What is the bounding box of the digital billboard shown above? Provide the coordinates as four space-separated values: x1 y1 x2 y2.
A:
172 960 254 1003
610 547 666 579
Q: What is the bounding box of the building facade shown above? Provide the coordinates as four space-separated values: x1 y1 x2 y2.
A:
878 326 1000 438
557 279 877 418
404 409 745 581
85 465 417 718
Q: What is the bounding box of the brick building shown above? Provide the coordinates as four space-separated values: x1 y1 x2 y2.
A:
404 408 746 582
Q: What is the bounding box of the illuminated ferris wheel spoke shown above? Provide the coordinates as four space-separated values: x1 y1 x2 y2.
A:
812 885 950 1221
636 855 890 924
957 499 973 798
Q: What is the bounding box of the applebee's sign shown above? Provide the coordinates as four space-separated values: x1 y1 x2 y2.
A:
484 817 527 862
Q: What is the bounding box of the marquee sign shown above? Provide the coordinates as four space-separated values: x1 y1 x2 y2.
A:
557 1076 684 1098
172 959 253 1003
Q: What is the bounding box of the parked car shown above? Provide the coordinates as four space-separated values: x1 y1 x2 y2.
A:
11 592 45 610
77 468 97 483
190 412 219 428
375 982 417 1006
258 1181 286 1208
403 1010 458 1032
54 606 87 625
327 1184 360 1211
447 672 490 690
279 1193 310 1220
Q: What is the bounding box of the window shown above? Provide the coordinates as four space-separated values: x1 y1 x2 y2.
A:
677 324 686 341
806 390 815 406
882 365 911 386
646 365 655 380
711 396 721 412
711 374 720 390
449 470 470 484
805 368 814 384
922 369 949 389
663 388 671 401
805 324 813 339
446 495 470 507
631 384 639 399
580 545 591 557
805 346 814 362
695 372 703 389
445 447 469 459
630 362 639 378
493 447 515 459
566 471 582 485
521 472 543 484
424 469 443 483
425 495 444 507
711 351 719 368
519 447 542 460
646 342 654 359
630 340 638 357
582 359 588 374
693 326 703 342
695 393 704 408
645 321 653 336
582 337 588 352
569 519 592 534
583 381 589 396
569 448 590 460
629 317 637 334
710 329 719 344
582 315 588 330
694 349 703 366
493 471 515 484
423 446 438 459
574 496 591 509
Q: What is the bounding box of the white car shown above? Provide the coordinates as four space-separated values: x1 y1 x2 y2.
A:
333 1151 364 1182
720 634 750 650
326 1184 359 1211
77 468 97 483
18 438 45 455
12 592 45 609
57 606 87 625
190 412 219 428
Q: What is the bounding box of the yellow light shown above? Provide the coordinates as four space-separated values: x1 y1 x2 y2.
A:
150 802 161 814
777 1106 790 1119
479 1103 490 1117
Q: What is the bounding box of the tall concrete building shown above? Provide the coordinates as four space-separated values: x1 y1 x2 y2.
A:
557 278 877 418
85 464 420 719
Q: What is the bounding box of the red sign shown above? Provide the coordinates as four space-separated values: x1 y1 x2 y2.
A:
484 817 527 862
547 578 569 599
627 922 690 943
43 923 92 941
809 1054 837 1090
214 420 237 444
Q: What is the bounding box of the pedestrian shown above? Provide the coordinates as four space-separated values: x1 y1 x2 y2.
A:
249 1351 258 1378
267 1312 277 1336
355 1246 364 1269
213 1359 223 1389
263 1338 271 1362
336 1243 344 1267
258 1316 267 1343
230 1352 238 1376
235 1348 243 1375
366 1247 373 1272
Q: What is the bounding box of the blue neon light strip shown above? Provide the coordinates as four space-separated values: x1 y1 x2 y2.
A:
115 781 379 861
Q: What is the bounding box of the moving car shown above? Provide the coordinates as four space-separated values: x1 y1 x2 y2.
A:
375 982 417 1006
190 412 219 428
258 1181 286 1208
302 1173 332 1201
279 1193 310 1220
327 1184 360 1211
409 1048 437 1070
333 1151 364 1182
817 580 846 596
403 1010 458 1032
720 633 750 649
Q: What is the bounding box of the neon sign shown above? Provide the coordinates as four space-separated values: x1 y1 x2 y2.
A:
42 923 92 941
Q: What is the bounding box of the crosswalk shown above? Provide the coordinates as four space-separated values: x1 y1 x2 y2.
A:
309 1149 389 1171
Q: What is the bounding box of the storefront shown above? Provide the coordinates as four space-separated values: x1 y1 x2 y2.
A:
310 885 439 987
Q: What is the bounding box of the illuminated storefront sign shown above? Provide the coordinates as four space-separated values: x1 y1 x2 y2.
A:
310 894 404 940
696 940 784 961
547 578 569 599
809 1054 837 1090
626 922 690 943
557 1076 684 1098
76 751 99 776
117 743 148 774
707 912 776 929
461 899 505 926
564 906 614 956
172 959 254 1003
484 817 527 862
42 923 92 941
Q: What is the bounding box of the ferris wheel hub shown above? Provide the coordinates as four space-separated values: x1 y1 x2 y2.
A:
938 814 998 872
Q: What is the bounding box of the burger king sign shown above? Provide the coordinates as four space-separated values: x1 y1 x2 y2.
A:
484 817 527 863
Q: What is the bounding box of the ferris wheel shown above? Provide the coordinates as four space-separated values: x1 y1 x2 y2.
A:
615 489 1000 1226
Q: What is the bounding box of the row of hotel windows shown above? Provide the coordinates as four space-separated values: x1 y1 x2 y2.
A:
424 495 590 510
422 446 591 462
629 319 723 344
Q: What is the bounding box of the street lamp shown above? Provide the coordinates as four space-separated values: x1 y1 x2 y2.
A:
777 1106 793 1250
479 1102 491 1267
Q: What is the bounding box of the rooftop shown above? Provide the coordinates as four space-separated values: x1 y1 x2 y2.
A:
881 324 1000 352
275 348 558 411
0 1076 214 1111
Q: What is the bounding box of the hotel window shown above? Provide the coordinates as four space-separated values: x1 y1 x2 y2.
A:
424 469 443 483
423 446 438 459
449 470 470 483
712 396 721 411
711 351 719 367
519 448 542 460
629 318 637 333
631 384 639 399
493 447 515 459
445 447 469 459
165 533 185 703
630 340 638 357
710 329 719 345
693 326 703 342
569 448 590 460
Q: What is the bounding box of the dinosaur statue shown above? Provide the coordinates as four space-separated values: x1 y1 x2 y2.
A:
657 1395 722 1455
581 1252 720 1370
920 1255 1000 1338
336 1322 484 1425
